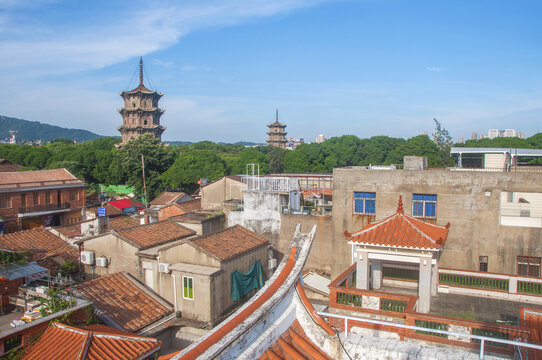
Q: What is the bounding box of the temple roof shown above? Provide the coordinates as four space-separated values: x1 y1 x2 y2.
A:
345 196 450 250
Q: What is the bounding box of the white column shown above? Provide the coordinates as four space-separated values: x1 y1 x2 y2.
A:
418 256 432 313
431 262 438 296
356 251 370 290
372 260 382 290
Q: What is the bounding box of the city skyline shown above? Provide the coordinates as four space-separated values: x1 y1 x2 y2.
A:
1 0 542 143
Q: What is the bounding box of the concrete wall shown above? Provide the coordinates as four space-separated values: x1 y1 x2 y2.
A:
228 191 281 236
201 177 246 214
331 167 542 278
82 234 141 280
158 243 268 325
210 245 269 323
278 214 334 276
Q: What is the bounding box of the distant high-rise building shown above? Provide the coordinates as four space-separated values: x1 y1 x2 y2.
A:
315 134 326 143
266 110 287 148
486 128 524 140
118 57 166 146
458 137 464 144
471 132 477 140
478 133 485 140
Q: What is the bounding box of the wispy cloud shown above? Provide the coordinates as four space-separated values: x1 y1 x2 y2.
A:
0 0 332 78
181 65 211 71
153 59 174 67
426 66 449 72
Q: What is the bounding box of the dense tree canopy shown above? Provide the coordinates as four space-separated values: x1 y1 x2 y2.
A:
2 125 542 199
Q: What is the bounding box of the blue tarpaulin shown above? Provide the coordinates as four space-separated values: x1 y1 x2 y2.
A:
231 260 264 301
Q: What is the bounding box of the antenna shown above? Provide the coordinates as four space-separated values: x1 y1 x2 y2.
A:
139 57 144 86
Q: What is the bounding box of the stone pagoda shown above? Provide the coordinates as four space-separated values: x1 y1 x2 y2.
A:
266 110 287 148
117 57 166 146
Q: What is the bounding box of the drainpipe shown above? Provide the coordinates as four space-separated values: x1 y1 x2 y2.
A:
171 273 178 313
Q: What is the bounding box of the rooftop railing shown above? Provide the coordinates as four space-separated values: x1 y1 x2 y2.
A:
0 179 84 191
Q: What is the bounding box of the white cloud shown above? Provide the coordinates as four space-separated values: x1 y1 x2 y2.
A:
426 66 449 72
153 59 174 67
0 0 331 78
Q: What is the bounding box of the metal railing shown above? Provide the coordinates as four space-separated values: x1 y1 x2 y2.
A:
19 202 71 214
242 176 299 192
317 311 542 359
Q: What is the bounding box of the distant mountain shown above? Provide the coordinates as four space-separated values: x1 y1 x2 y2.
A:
0 115 103 143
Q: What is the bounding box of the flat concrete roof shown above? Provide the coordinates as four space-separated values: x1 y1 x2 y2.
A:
169 263 221 276
451 147 542 157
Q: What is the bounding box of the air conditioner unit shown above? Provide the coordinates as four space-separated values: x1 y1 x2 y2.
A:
96 256 108 267
268 258 277 270
80 251 95 265
159 263 171 274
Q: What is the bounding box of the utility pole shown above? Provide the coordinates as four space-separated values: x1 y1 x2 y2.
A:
141 154 148 208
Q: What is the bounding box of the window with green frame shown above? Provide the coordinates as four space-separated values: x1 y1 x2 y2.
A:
183 276 194 300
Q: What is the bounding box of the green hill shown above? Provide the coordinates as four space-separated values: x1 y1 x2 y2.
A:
0 115 103 143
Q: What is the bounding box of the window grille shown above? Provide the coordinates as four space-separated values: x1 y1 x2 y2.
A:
479 256 488 272
517 256 541 277
353 192 376 215
412 194 437 218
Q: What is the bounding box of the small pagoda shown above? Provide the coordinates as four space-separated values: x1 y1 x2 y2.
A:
117 57 166 146
266 110 287 148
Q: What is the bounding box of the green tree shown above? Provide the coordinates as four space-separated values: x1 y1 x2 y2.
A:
284 150 310 173
161 150 226 192
230 149 268 175
118 134 176 199
267 147 286 173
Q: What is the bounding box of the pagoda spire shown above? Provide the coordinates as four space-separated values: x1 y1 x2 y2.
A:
276 109 279 123
139 57 144 86
397 196 404 213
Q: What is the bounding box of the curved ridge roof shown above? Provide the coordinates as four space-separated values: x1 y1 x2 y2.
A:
346 197 449 250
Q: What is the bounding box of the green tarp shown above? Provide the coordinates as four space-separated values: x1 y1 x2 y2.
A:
231 260 264 301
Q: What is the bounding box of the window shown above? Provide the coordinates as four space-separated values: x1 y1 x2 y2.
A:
0 195 10 209
45 191 51 205
353 192 376 215
4 334 22 352
412 194 437 218
183 276 194 300
517 256 541 277
20 194 26 208
33 192 39 205
69 190 77 202
479 256 488 272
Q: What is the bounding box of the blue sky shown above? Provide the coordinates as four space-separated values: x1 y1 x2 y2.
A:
1 0 541 143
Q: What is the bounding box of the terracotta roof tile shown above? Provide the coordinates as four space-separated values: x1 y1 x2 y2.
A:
177 199 201 213
259 320 332 360
0 168 82 186
0 227 77 262
191 225 268 261
346 197 449 250
108 216 140 231
115 221 195 249
150 191 187 206
21 322 161 360
76 272 173 332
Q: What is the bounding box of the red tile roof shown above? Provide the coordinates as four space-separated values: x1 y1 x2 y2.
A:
76 272 173 332
150 191 187 206
0 168 82 186
259 320 332 360
0 227 77 262
108 216 140 231
191 225 268 261
115 221 195 249
345 197 449 250
21 322 161 360
520 307 542 359
177 199 201 213
108 199 145 210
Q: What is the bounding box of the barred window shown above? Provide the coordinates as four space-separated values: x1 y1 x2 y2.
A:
413 194 437 218
479 256 488 272
353 192 376 215
517 256 541 277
